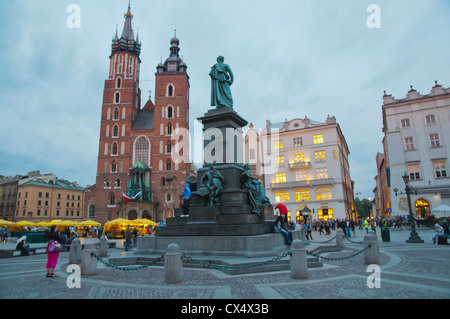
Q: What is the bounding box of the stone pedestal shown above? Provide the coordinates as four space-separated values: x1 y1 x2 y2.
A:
156 106 274 237
197 107 247 165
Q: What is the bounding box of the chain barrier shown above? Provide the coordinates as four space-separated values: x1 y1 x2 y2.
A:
308 236 337 244
181 252 291 271
345 237 364 244
306 244 371 261
89 238 372 271
91 252 165 271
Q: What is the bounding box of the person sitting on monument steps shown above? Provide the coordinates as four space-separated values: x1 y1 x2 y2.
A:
197 162 225 206
240 163 271 216
181 181 191 217
273 203 292 245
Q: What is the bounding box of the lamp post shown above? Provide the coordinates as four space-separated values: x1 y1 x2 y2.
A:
394 172 424 243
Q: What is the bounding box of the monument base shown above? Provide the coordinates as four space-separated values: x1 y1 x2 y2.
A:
136 231 303 258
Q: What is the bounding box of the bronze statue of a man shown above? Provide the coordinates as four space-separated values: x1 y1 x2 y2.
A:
210 56 234 109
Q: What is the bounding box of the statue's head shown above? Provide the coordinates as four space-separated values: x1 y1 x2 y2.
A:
244 163 250 170
217 56 224 62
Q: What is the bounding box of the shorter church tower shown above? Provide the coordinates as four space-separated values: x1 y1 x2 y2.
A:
151 32 191 220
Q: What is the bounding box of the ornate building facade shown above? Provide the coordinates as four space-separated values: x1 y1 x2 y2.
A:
379 83 450 217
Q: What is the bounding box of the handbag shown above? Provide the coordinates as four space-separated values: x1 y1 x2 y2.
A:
48 240 62 253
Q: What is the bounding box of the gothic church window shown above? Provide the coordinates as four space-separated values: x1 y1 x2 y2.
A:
134 136 150 166
113 125 119 137
167 84 174 97
112 142 118 155
113 107 120 120
167 106 173 118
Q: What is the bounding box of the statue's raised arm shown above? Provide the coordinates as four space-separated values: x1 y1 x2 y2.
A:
210 56 234 109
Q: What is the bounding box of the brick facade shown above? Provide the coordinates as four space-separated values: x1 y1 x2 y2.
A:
86 6 191 223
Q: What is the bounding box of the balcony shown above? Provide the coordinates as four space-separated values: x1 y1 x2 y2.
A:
288 161 312 169
270 178 335 189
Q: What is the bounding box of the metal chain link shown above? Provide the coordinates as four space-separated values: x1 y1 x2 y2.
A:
181 252 291 271
345 237 364 244
308 236 337 244
90 241 372 271
91 252 165 271
306 244 371 261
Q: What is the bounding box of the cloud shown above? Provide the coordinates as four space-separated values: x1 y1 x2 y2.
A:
1 0 449 199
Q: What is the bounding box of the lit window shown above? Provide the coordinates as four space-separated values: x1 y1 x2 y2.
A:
316 167 328 179
274 140 283 149
275 172 286 183
295 189 310 202
293 137 302 147
275 191 290 203
429 134 440 147
401 119 410 128
315 151 326 162
425 114 436 125
434 162 447 178
294 153 304 163
404 137 415 151
313 134 324 144
316 187 332 200
275 156 284 166
408 164 420 180
318 208 333 220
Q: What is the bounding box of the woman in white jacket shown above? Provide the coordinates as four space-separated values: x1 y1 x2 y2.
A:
431 223 445 245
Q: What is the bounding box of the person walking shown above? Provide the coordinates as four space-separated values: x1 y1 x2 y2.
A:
124 226 132 251
344 218 352 238
363 218 370 234
46 225 61 278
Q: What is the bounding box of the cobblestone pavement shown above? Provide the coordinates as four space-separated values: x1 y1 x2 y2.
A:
1 228 449 306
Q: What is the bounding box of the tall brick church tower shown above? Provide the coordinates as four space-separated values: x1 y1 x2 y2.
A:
86 5 191 223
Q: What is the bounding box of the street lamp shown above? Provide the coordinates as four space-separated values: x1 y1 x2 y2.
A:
394 172 424 243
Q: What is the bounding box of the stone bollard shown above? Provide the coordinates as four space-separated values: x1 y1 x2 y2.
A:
363 233 379 265
98 235 108 257
81 243 98 276
69 238 82 264
290 239 308 279
336 229 346 248
164 243 183 284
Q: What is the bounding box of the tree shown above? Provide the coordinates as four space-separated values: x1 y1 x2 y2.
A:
355 197 372 219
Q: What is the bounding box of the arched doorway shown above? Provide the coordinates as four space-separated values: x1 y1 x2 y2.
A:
128 209 138 220
414 199 430 217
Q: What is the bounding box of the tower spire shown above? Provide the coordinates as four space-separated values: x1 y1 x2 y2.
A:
111 1 141 57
